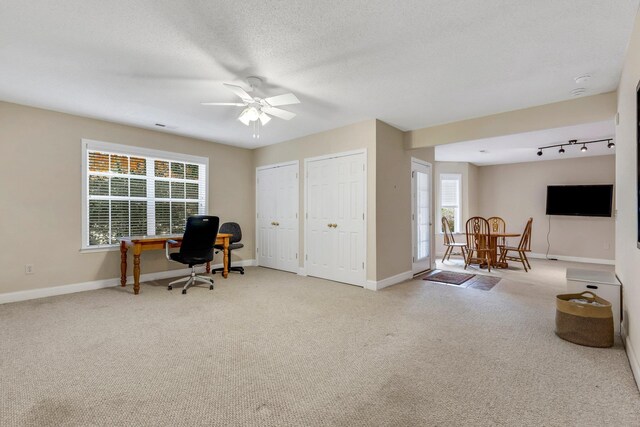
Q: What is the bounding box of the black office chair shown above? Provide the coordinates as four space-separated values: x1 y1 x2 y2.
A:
212 222 244 275
165 215 220 294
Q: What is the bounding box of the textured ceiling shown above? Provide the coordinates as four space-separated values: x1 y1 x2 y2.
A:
0 1 638 148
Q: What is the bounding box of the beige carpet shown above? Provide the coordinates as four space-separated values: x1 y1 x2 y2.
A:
1 261 639 426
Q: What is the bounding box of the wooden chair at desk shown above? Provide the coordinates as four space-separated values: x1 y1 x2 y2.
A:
442 217 467 261
464 216 492 272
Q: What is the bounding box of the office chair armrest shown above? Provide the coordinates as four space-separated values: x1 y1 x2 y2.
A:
165 239 179 261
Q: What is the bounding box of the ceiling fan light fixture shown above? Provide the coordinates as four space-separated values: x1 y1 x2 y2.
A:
259 112 271 126
238 110 251 126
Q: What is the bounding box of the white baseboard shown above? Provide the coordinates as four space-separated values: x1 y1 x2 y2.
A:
298 267 307 276
0 259 256 304
528 253 614 265
365 270 413 291
621 324 640 391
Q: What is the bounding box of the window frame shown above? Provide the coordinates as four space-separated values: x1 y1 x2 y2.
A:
81 139 209 252
439 173 462 234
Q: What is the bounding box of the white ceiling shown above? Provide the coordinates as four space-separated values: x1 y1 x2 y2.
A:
0 1 638 149
434 120 615 166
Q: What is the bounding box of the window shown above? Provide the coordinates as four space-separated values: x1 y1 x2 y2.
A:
439 173 461 233
82 140 208 249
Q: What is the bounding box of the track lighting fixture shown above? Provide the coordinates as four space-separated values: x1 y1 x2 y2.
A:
535 138 613 157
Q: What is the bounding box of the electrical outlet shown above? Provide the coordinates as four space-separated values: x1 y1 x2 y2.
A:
25 264 34 275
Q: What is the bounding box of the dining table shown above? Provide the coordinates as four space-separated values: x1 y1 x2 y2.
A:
481 232 521 268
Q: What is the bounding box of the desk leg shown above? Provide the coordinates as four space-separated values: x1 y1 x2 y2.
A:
223 237 229 278
133 243 142 295
120 241 127 287
206 262 211 274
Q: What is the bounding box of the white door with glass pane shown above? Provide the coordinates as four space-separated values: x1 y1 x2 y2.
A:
306 151 366 286
411 159 432 274
256 163 299 273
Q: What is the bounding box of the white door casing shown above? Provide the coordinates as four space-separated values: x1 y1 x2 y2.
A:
305 150 366 286
256 162 299 273
412 158 432 274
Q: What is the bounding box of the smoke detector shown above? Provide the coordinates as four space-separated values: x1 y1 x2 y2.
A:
574 74 591 84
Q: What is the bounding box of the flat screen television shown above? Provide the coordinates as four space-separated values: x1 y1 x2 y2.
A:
546 185 613 217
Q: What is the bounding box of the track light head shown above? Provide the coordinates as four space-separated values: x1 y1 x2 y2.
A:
607 141 615 149
537 150 543 156
581 144 587 152
559 147 565 154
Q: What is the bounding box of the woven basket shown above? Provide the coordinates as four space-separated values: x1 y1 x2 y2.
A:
555 291 613 348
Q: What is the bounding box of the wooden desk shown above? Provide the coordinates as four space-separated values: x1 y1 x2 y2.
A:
119 233 232 295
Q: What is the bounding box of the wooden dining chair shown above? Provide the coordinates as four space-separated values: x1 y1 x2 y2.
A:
499 217 533 272
464 216 492 272
487 216 506 249
441 217 467 261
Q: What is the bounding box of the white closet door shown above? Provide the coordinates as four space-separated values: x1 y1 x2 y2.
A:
334 154 366 285
256 163 299 272
306 158 336 280
275 164 299 273
306 152 366 286
257 167 278 269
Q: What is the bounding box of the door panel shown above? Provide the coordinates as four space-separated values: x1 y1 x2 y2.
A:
412 160 432 274
256 164 299 272
306 152 365 286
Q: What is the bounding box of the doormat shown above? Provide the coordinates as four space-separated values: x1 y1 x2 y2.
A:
466 275 501 291
423 270 475 285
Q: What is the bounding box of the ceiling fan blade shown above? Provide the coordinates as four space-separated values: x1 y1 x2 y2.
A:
264 93 300 106
200 102 246 106
223 83 253 102
262 106 296 120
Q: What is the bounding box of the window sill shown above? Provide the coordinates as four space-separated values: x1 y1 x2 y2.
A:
79 246 120 254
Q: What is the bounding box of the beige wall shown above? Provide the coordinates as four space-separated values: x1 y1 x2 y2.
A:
615 9 640 377
253 120 378 280
376 121 434 279
405 92 617 148
477 155 615 260
0 101 254 294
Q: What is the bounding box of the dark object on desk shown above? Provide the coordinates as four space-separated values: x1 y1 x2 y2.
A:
165 215 220 294
212 222 244 275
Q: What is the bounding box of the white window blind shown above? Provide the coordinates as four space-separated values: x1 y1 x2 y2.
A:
82 140 207 249
440 173 461 233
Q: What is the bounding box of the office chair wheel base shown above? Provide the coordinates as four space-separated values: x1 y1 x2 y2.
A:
240 271 244 275
167 285 172 290
209 285 214 290
182 289 187 295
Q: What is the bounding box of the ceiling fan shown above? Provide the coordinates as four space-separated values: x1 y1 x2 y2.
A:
201 77 300 138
